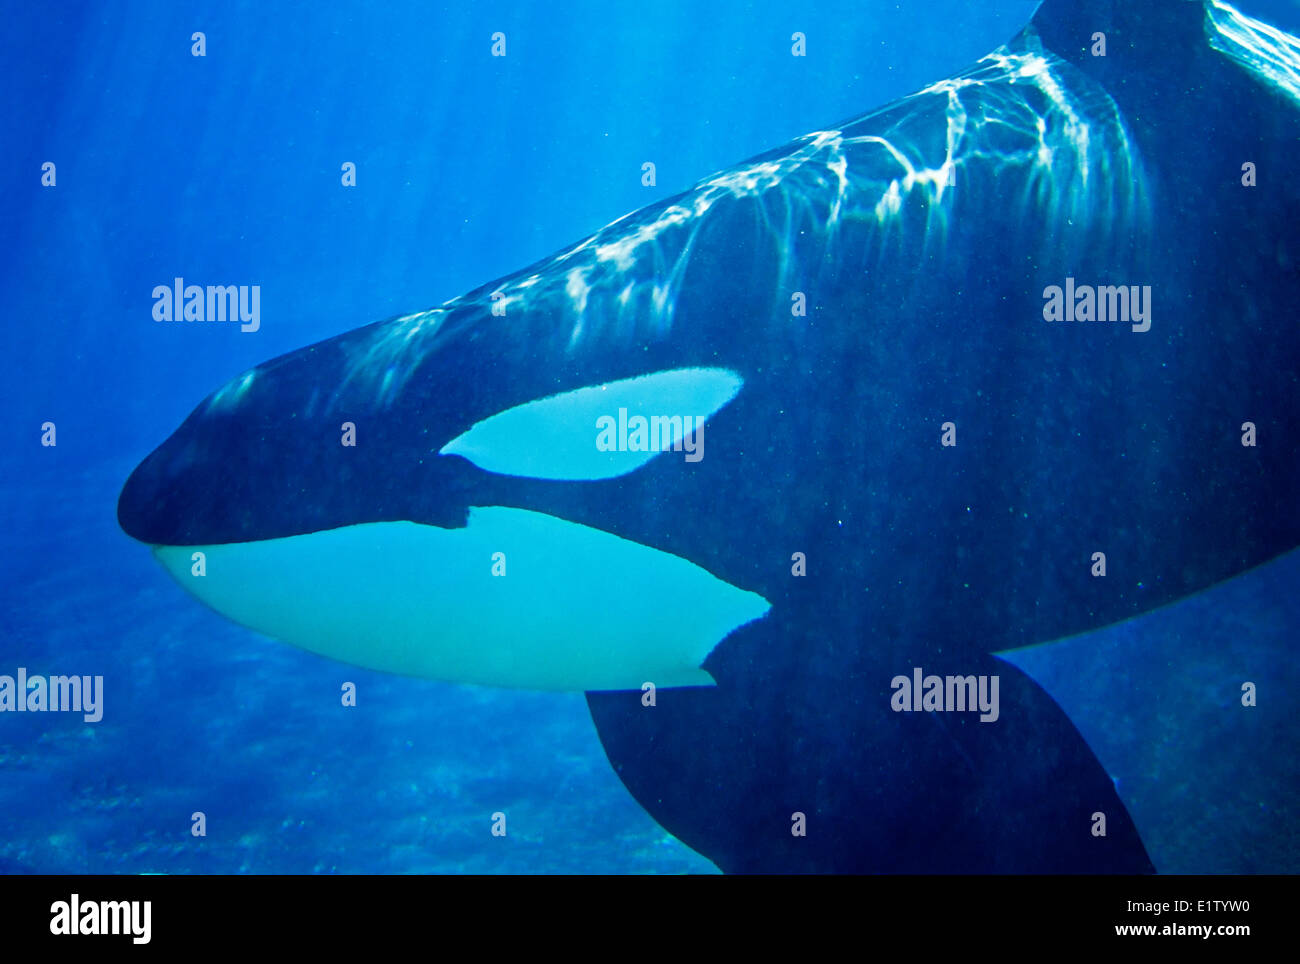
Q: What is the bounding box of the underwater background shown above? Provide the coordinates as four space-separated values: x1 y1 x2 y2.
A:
1 0 1297 874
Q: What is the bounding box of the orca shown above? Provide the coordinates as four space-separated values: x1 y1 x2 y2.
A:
118 0 1300 872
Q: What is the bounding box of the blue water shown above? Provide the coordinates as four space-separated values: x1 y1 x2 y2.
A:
1 0 1295 873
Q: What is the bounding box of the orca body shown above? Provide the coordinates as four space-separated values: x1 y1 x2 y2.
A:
119 0 1300 872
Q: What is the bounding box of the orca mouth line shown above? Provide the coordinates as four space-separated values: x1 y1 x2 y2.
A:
117 367 746 547
151 506 771 692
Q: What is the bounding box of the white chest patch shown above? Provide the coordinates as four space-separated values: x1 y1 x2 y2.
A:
153 506 770 691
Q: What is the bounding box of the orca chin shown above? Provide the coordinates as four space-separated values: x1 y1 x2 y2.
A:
145 509 769 692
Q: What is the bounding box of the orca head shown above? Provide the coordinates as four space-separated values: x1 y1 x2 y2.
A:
117 304 772 692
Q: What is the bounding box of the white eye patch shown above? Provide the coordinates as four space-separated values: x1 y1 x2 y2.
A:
438 367 743 480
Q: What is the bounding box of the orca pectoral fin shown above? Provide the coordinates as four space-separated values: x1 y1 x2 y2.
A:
588 612 1154 873
999 546 1300 873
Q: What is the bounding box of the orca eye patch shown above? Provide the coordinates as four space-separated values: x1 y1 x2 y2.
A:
438 367 743 480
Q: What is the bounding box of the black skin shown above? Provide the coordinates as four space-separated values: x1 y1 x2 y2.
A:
120 0 1299 872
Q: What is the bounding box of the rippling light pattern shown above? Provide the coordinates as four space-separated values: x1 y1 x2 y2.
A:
323 2 1290 408
1206 0 1300 104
